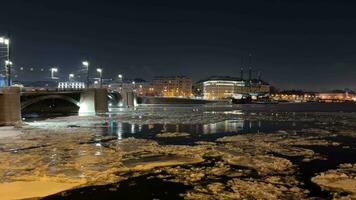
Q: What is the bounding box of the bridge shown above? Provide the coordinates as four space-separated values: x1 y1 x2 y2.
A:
0 87 135 125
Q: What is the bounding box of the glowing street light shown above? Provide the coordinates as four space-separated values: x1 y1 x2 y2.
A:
97 68 103 88
0 37 9 45
82 61 89 66
82 61 89 88
118 74 123 82
69 73 74 82
4 60 12 86
1 37 11 86
50 67 58 80
5 60 12 66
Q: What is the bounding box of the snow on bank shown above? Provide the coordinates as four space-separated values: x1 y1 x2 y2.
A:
0 126 23 139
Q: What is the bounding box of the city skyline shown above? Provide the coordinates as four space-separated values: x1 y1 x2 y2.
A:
1 0 356 90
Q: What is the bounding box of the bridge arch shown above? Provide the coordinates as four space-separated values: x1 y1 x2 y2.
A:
21 94 80 110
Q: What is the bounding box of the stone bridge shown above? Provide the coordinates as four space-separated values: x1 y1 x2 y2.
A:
0 87 122 125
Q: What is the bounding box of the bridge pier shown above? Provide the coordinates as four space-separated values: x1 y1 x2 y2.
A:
79 88 108 116
0 87 21 126
121 90 136 107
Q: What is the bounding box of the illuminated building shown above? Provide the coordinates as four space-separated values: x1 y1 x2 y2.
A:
132 80 155 96
271 91 356 103
196 76 270 100
271 91 316 102
58 82 85 90
151 76 192 97
109 79 156 97
317 92 356 102
196 76 244 100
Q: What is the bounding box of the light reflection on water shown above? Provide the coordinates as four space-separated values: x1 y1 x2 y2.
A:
100 115 304 144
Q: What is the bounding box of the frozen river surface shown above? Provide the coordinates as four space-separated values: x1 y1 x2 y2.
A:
0 103 356 199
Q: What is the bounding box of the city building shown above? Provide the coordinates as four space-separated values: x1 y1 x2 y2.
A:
131 79 155 96
58 82 86 90
271 90 316 102
195 76 244 100
195 76 270 100
316 92 356 102
151 76 192 97
109 78 156 96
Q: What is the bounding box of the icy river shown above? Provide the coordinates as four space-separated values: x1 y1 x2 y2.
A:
0 103 356 199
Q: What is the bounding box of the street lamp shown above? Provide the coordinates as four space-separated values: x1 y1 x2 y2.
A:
5 60 12 65
4 60 12 86
69 73 74 82
0 37 11 86
118 74 123 82
82 61 89 88
50 67 58 80
97 68 103 88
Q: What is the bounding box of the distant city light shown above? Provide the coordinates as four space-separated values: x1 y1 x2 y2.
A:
50 67 58 79
82 61 90 88
5 60 12 65
0 37 9 45
97 68 103 88
82 61 89 67
69 73 75 81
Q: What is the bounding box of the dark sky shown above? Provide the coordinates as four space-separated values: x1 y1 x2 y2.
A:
1 0 356 90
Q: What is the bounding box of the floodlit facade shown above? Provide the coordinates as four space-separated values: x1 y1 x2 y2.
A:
271 91 316 102
316 92 356 102
196 76 270 100
202 79 245 100
151 76 192 97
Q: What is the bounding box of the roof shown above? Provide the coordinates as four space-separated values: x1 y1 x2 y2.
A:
196 76 269 85
196 76 243 84
153 75 191 80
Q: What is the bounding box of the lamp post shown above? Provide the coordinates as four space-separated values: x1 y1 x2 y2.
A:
4 60 12 86
69 73 74 82
50 67 58 80
118 74 123 82
97 68 103 88
82 61 89 88
0 37 10 86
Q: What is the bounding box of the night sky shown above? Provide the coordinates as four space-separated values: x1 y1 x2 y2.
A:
1 0 356 90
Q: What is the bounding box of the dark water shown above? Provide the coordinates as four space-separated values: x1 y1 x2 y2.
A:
98 119 321 145
298 136 356 199
43 174 191 200
26 104 356 199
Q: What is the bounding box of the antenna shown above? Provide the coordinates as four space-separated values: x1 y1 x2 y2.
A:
258 71 261 81
240 57 244 80
248 53 252 82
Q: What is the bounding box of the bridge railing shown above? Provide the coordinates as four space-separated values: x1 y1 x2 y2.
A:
21 87 86 93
